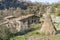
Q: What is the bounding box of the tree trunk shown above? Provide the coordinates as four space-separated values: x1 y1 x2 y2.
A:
40 14 57 35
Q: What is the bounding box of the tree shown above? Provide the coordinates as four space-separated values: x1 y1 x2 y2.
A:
51 2 60 8
13 7 23 17
55 8 60 16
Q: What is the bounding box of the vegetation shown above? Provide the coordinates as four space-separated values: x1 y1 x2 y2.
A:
10 23 60 40
55 8 60 16
0 25 11 40
10 24 44 40
0 0 60 40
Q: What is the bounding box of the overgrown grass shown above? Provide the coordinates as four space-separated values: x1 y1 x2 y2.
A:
10 23 60 40
10 24 41 40
48 34 60 40
54 22 60 30
10 31 45 40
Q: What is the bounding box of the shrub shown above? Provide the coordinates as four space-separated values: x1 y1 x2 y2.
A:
55 8 60 16
0 25 11 40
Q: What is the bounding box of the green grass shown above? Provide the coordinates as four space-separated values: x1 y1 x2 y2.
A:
10 31 45 40
10 24 42 40
10 23 60 40
54 22 60 30
10 35 25 40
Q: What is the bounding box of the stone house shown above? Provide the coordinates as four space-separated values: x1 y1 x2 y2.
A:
3 14 40 33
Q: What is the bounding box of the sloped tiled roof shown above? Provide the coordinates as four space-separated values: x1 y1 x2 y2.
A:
4 15 16 20
4 14 34 20
15 14 34 20
0 14 39 25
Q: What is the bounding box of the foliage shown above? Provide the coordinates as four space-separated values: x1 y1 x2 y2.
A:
10 23 60 40
0 1 60 40
55 8 60 16
10 24 43 40
51 3 60 8
0 25 11 40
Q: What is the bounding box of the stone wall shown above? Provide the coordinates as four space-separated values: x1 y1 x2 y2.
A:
5 20 21 33
3 15 40 33
5 19 29 33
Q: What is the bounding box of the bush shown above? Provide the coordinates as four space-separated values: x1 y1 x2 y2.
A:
55 8 60 16
0 25 11 40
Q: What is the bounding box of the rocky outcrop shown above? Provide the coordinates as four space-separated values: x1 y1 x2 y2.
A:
40 14 57 35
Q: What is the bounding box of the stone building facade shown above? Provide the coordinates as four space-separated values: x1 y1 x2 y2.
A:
3 14 40 33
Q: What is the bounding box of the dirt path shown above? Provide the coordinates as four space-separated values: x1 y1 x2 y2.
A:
26 35 54 40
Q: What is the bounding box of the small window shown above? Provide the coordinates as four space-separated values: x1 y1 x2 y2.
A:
23 20 25 23
34 20 36 22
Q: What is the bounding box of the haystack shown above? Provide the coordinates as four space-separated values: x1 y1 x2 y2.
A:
40 14 57 35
